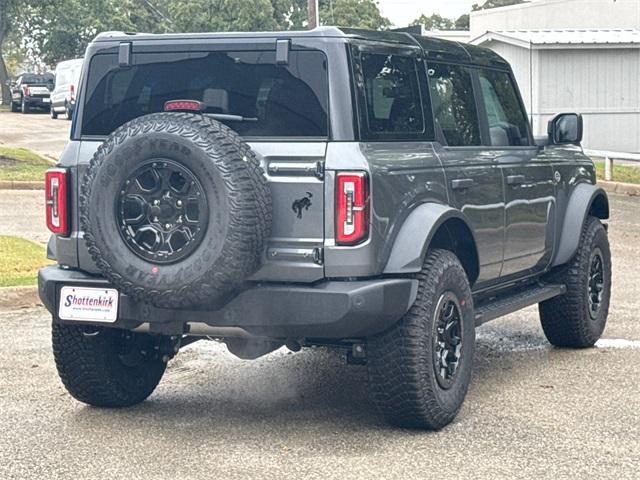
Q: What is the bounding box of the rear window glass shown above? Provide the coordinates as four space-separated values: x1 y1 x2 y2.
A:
427 63 481 147
21 74 54 85
358 53 425 139
82 50 329 138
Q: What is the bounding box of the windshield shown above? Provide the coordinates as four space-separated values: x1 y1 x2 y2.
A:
81 49 329 138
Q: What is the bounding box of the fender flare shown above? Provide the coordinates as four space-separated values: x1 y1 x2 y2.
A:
552 183 609 267
383 203 479 277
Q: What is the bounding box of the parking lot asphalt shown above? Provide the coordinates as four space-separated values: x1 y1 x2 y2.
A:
0 110 70 160
1 194 639 479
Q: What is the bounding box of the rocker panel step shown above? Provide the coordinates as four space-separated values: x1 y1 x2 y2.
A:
475 283 566 326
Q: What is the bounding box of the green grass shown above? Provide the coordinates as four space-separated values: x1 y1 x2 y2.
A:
0 236 53 287
594 161 640 185
0 146 51 182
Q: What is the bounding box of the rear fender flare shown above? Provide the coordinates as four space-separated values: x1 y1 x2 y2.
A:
383 203 478 278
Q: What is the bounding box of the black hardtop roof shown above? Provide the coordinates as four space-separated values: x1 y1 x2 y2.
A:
93 26 508 69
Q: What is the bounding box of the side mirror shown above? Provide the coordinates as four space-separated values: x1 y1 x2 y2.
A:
548 113 583 145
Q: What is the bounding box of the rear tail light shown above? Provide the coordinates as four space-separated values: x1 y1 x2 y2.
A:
45 169 70 236
69 84 75 101
336 172 369 245
23 86 31 96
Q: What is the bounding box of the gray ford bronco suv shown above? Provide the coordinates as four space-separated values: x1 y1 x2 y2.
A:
39 27 611 429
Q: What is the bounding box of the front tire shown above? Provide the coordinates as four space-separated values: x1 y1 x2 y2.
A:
52 323 168 407
367 249 475 429
539 216 611 347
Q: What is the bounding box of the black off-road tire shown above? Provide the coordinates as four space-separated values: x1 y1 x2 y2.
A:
50 105 58 119
367 249 475 430
52 323 167 407
11 101 20 113
21 98 30 114
80 112 271 308
539 216 611 347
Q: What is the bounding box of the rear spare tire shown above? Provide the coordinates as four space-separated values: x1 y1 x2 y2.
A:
80 113 271 307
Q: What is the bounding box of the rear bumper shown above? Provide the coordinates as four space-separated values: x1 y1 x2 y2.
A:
38 266 418 339
24 96 50 107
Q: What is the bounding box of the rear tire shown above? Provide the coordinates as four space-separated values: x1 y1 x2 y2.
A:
539 216 611 347
367 249 475 429
52 323 168 407
21 98 30 114
11 101 19 112
50 105 58 119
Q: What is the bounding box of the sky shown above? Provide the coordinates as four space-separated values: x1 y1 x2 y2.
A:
377 0 475 27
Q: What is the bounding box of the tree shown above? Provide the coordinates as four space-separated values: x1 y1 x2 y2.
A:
410 13 453 31
472 0 525 10
319 0 390 30
454 13 469 30
0 0 31 104
18 0 391 74
168 0 285 32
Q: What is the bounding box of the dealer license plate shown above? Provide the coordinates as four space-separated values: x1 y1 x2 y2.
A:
58 286 119 323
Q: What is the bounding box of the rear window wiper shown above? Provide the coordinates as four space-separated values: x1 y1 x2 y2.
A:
205 113 258 122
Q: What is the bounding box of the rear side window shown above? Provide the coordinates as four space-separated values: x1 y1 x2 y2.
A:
427 63 480 147
477 69 531 147
81 50 328 138
357 53 425 139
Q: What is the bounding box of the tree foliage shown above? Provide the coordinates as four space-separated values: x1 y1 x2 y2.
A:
472 0 525 10
0 0 389 94
319 0 390 30
411 12 470 31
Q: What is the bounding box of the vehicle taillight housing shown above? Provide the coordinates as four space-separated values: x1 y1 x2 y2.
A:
69 84 75 101
23 85 31 97
335 172 369 245
164 100 203 112
45 168 70 236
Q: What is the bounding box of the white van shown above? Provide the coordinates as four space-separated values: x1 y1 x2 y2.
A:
50 58 83 119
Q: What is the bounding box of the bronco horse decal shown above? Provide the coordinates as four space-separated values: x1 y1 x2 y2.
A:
292 192 313 219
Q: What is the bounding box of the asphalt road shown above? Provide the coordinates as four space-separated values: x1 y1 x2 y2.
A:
0 110 70 160
1 194 639 479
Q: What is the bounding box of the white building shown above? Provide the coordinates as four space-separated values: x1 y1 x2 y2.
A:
469 0 640 153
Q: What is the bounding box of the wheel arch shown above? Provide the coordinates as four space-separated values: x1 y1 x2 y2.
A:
552 183 609 267
383 203 480 286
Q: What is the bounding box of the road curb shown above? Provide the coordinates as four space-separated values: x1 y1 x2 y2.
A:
0 180 45 190
0 285 42 311
599 180 640 197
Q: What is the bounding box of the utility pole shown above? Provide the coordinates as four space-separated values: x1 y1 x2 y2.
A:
308 0 319 29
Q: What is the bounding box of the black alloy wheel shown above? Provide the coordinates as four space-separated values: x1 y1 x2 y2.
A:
433 292 464 390
587 248 605 320
116 159 209 264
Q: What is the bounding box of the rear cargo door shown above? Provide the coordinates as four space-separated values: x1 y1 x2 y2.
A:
75 40 330 282
249 142 326 282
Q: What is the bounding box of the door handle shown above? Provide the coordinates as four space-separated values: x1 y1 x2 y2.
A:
506 175 526 185
451 178 475 190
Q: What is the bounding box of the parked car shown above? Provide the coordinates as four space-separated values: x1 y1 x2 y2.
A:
50 58 83 119
39 27 611 430
10 73 54 113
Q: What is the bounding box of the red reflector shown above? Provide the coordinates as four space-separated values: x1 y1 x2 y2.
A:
69 84 75 100
45 168 69 236
336 172 369 245
163 100 203 112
